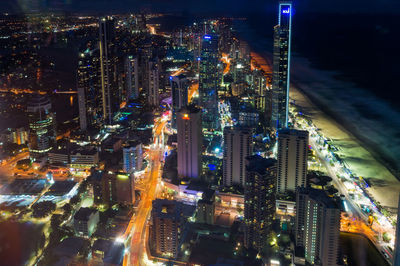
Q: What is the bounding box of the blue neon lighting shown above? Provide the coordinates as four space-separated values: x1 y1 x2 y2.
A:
169 76 173 80
282 8 290 14
208 164 216 171
203 35 211 39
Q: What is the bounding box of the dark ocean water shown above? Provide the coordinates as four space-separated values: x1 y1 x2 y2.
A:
236 13 400 176
242 13 400 109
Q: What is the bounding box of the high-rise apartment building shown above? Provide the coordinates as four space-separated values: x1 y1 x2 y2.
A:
99 16 118 125
27 94 56 160
171 74 189 128
77 41 101 131
150 199 184 259
199 34 220 131
244 155 277 251
295 187 340 266
124 55 139 100
223 127 253 187
147 59 160 107
271 2 292 129
177 105 202 179
277 129 308 195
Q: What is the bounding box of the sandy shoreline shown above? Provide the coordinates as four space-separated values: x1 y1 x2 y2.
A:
290 84 400 209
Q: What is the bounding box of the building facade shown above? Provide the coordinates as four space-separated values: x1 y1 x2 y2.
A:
77 40 101 131
27 94 56 160
99 16 118 125
177 106 202 179
199 34 220 131
124 55 139 100
277 129 309 195
271 2 292 130
147 59 160 107
295 187 340 266
171 74 189 128
150 199 184 259
223 127 253 187
244 155 277 251
122 141 143 173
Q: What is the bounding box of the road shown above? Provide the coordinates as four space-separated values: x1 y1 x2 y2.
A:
296 119 395 265
0 151 29 181
123 114 168 266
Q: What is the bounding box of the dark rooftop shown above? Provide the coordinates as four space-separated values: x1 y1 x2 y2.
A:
74 207 98 221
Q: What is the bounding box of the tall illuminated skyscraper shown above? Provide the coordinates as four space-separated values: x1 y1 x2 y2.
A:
124 55 139 100
199 34 220 131
147 59 160 107
271 2 292 130
27 94 56 160
99 16 118 125
177 105 202 179
171 74 189 128
77 41 101 131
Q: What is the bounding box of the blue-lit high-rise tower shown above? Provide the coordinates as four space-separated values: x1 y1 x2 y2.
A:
199 34 220 132
271 2 292 130
171 75 189 129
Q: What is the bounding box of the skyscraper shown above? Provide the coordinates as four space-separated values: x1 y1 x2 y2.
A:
124 55 139 100
122 140 143 174
199 34 220 131
147 59 160 107
271 2 292 130
177 105 202 179
171 74 189 128
295 187 340 266
150 199 184 259
223 127 253 187
276 129 308 195
27 94 56 160
77 41 101 131
244 155 277 251
99 16 118 125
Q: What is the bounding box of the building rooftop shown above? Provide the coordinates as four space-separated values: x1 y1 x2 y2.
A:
53 237 85 259
74 207 98 221
245 155 276 176
298 187 339 209
277 128 308 138
44 180 77 196
178 104 201 114
152 199 183 220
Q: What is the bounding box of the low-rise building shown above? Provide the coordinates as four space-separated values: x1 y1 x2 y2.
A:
73 207 99 237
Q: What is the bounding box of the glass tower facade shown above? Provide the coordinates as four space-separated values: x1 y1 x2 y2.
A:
27 94 56 160
199 34 220 131
271 2 292 130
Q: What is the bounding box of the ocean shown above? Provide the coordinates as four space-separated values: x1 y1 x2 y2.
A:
235 13 400 179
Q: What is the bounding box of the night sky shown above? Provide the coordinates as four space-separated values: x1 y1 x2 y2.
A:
1 0 400 15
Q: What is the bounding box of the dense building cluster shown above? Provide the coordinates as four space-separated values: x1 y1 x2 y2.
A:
1 1 394 266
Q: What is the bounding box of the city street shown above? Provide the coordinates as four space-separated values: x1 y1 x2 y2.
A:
123 113 168 266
